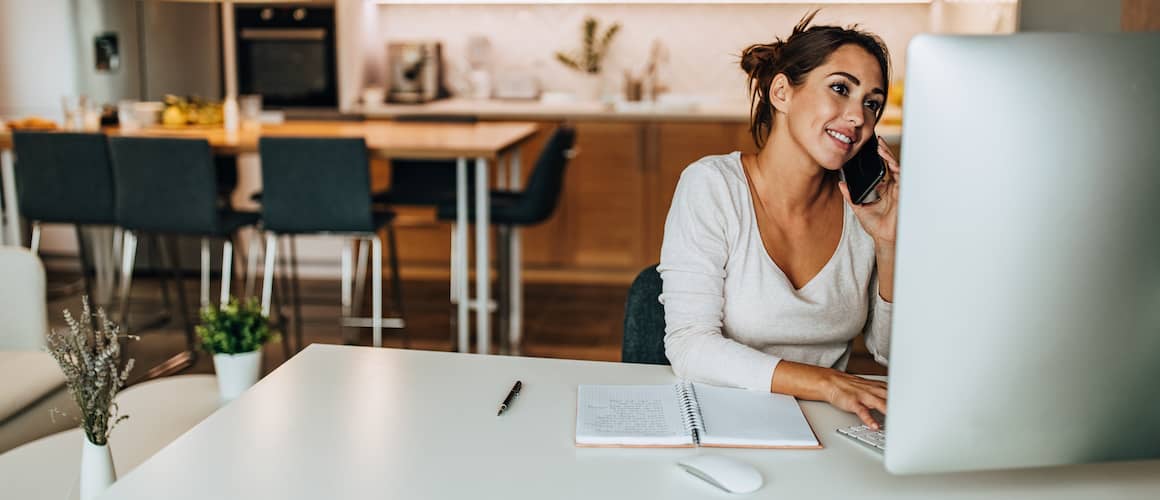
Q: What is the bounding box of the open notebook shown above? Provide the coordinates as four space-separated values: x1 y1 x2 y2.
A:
575 383 821 449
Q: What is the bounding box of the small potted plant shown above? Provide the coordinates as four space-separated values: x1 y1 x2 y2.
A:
46 298 135 500
555 16 621 101
196 298 276 401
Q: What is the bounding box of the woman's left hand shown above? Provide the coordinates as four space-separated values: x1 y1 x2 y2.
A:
839 136 901 247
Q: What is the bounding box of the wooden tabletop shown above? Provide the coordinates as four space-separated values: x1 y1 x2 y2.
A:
0 120 541 160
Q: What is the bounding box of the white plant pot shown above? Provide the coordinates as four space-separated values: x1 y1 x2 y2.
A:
80 437 115 500
213 350 262 401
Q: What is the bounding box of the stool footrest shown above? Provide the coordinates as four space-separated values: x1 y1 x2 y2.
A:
340 317 406 329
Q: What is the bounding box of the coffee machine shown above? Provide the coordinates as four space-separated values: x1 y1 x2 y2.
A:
386 41 445 103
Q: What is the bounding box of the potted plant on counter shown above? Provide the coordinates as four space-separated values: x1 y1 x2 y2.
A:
555 16 621 101
196 298 277 402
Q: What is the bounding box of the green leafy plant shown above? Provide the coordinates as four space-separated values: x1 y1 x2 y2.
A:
196 298 277 355
555 17 621 74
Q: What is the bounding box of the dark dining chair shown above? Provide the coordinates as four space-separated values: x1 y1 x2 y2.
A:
258 137 407 349
435 125 577 354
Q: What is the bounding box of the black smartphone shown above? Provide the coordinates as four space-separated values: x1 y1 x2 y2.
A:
840 135 887 205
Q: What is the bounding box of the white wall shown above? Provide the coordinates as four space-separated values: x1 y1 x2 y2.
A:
347 3 930 108
0 0 79 121
1018 0 1121 32
1 0 82 255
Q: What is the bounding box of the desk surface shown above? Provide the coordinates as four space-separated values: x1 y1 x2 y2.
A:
0 121 541 159
99 345 1159 500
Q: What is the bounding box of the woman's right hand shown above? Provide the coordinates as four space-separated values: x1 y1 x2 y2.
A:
770 360 888 430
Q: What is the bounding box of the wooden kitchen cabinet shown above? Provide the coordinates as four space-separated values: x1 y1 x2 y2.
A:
564 121 647 270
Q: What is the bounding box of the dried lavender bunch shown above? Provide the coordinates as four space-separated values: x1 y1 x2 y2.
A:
46 297 136 445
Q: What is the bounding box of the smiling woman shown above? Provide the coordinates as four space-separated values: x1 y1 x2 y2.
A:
658 11 902 430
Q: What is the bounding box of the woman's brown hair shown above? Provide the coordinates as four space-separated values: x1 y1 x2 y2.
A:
741 11 891 149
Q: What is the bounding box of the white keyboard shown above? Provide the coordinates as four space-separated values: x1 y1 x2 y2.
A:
837 425 886 452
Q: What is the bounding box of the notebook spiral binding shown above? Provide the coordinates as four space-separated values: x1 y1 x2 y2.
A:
675 382 706 445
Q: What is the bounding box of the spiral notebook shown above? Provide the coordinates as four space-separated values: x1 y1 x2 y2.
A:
575 383 821 449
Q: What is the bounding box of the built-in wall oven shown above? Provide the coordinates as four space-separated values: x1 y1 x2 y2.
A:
235 4 337 108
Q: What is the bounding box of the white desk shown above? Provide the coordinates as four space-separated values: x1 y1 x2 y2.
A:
98 345 1160 499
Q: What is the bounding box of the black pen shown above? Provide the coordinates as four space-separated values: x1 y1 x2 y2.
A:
497 380 522 416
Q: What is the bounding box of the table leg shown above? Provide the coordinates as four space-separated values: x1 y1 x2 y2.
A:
508 149 523 354
1 149 21 246
455 157 470 353
474 156 490 355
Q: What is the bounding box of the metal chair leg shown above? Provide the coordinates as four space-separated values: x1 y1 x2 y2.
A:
220 238 233 304
29 221 41 254
387 224 408 348
341 239 353 343
260 232 278 317
289 235 304 352
509 227 524 356
496 225 511 355
74 225 98 306
372 235 383 348
117 231 138 329
352 238 369 318
277 236 296 351
140 235 196 380
148 235 173 321
199 237 211 308
231 233 247 301
244 227 260 298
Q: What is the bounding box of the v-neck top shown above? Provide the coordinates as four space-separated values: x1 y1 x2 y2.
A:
658 152 892 391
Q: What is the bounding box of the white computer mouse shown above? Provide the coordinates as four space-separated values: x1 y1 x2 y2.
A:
677 455 763 494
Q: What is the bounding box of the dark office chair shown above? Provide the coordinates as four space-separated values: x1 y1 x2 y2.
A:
435 125 577 354
107 136 258 375
373 114 479 207
11 131 114 298
258 137 407 349
11 131 176 319
621 264 670 365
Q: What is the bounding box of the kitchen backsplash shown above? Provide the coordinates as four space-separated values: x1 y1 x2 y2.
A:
363 3 933 103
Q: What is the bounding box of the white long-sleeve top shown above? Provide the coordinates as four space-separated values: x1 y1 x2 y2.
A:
658 152 892 391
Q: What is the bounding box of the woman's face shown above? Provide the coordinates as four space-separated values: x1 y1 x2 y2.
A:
779 44 886 171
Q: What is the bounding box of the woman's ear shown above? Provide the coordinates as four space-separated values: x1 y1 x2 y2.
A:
769 73 792 114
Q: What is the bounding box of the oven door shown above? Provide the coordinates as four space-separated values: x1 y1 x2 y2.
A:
236 6 337 108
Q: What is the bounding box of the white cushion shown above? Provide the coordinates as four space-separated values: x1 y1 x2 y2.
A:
0 352 66 422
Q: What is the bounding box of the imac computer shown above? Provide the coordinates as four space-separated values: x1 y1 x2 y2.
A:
882 32 1160 474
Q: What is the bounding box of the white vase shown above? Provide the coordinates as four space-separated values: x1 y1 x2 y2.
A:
574 72 603 102
80 437 115 500
213 350 262 401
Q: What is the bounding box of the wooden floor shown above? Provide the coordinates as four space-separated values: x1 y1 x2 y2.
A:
44 272 886 388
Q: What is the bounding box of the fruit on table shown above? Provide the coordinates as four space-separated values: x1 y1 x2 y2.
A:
162 105 186 126
161 94 224 127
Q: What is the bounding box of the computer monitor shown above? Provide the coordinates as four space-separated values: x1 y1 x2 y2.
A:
885 32 1160 475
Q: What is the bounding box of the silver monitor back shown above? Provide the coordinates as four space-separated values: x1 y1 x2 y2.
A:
886 33 1160 475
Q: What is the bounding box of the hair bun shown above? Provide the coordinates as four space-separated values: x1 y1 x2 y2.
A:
740 41 783 77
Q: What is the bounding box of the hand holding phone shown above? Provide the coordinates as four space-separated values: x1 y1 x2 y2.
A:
839 135 887 205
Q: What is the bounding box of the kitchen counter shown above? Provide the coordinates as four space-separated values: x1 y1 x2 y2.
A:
356 97 902 139
359 97 752 123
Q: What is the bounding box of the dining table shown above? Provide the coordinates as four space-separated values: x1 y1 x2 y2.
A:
0 120 541 355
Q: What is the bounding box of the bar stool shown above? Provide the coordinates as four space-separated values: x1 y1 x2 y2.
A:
435 126 576 354
10 131 175 320
257 137 406 349
107 137 259 372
